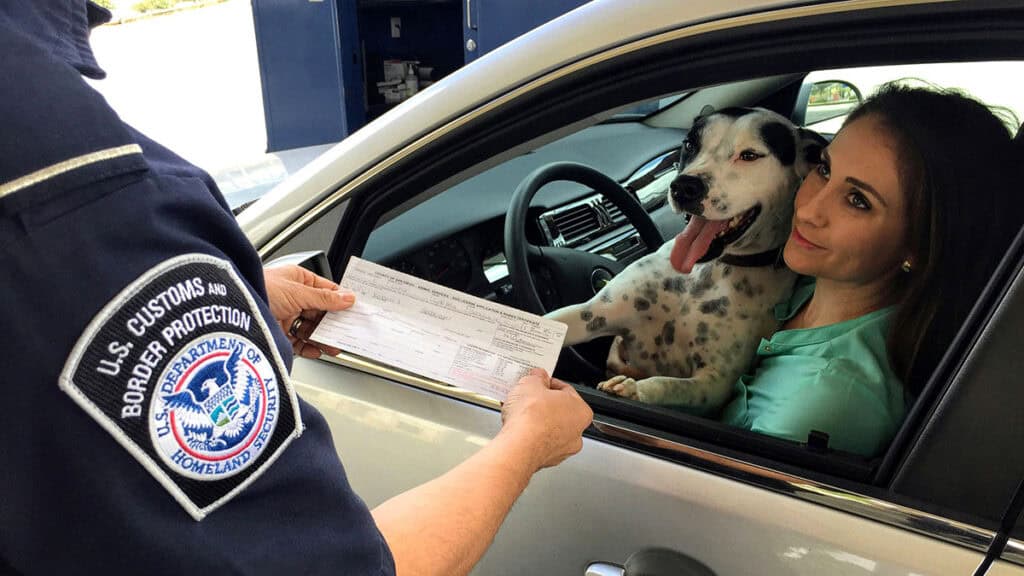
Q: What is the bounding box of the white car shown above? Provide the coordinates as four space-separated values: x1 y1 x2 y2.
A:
239 1 1024 574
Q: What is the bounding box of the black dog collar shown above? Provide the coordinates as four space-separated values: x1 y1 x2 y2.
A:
719 247 785 268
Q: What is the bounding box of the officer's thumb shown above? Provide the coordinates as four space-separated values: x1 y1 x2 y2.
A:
299 285 356 312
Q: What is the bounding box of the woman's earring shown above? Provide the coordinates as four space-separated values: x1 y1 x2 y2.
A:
901 260 913 273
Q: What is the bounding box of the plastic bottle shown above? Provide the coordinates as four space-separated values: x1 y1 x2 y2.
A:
405 62 419 97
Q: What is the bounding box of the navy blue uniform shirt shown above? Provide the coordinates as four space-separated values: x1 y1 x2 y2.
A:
0 3 395 574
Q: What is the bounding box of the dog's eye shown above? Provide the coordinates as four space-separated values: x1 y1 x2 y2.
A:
683 140 696 153
739 150 763 162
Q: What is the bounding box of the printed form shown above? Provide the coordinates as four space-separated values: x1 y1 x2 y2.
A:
310 257 567 401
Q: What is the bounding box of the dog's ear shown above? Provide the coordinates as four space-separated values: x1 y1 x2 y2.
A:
695 104 716 121
798 127 829 165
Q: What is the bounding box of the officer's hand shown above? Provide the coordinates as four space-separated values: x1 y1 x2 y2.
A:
263 265 355 359
499 368 593 471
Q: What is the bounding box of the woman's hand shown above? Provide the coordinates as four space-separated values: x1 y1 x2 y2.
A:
263 265 355 359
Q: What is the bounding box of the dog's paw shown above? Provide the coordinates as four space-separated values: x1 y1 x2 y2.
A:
597 375 638 399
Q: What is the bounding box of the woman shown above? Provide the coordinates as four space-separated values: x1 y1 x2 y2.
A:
720 84 1023 457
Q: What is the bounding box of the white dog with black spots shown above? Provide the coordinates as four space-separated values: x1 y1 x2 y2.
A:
547 107 825 413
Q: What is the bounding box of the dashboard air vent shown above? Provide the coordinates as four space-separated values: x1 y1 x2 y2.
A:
599 198 627 225
539 193 641 248
610 235 647 262
552 203 600 243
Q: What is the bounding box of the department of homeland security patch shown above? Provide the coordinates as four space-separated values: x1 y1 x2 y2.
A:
59 254 303 520
150 333 278 481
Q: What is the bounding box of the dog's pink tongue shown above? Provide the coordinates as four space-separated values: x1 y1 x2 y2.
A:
670 216 730 273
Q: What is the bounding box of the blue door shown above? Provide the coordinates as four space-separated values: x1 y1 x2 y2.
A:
252 0 363 151
463 0 591 62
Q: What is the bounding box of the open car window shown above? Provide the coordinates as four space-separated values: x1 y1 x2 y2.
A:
356 59 1024 488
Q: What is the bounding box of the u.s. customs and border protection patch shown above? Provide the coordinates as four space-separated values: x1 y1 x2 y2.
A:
59 254 303 521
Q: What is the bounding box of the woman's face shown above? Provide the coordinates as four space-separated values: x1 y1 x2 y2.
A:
783 114 910 286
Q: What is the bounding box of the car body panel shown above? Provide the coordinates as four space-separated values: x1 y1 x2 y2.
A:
292 357 997 575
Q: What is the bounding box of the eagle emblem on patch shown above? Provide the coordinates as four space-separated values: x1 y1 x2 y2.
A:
151 333 280 480
59 254 303 520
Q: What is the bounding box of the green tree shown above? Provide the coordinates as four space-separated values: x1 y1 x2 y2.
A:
133 0 178 13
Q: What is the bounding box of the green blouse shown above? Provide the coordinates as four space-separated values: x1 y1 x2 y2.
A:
719 277 906 457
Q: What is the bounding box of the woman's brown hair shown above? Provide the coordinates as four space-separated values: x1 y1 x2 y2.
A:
844 84 1023 395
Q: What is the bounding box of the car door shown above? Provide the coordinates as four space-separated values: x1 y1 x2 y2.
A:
244 1 1024 574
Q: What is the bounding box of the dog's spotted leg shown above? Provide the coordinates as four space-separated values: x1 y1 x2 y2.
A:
545 287 633 345
546 303 608 345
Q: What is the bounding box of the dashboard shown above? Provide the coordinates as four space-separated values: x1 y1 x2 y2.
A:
361 122 687 305
388 221 506 298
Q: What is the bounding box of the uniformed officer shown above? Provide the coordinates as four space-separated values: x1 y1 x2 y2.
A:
0 2 593 574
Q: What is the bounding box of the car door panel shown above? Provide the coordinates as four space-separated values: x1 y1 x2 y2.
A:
891 247 1024 525
291 357 991 575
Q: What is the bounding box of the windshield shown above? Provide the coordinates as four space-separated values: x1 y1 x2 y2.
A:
613 93 689 119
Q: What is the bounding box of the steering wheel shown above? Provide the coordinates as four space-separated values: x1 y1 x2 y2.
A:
504 162 665 380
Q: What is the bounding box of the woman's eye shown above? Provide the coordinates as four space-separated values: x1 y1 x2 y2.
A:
815 162 830 179
739 150 762 161
847 191 871 210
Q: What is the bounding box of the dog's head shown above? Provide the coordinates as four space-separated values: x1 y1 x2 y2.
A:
667 107 825 273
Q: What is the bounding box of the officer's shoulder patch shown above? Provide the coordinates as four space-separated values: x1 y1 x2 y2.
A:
59 253 303 521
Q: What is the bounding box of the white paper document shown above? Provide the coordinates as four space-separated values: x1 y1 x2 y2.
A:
310 257 567 400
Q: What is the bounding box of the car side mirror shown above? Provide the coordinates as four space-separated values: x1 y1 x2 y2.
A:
794 79 863 127
263 250 333 280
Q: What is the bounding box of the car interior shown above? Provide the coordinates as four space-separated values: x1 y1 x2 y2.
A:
354 71 889 481
346 68 1023 483
273 4 1024 519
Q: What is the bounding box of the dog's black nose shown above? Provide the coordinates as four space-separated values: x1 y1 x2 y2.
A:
670 174 706 205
